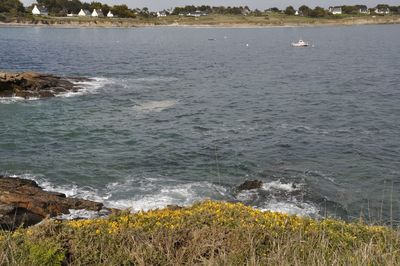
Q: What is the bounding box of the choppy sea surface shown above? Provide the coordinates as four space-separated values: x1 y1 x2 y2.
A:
0 25 399 222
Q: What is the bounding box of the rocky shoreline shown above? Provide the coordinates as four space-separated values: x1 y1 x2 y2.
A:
0 71 88 99
0 175 267 230
0 176 110 230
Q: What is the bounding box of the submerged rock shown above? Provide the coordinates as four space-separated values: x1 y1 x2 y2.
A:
237 180 263 191
0 176 104 230
0 71 88 98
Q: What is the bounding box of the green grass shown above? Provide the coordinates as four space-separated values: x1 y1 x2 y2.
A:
1 201 399 265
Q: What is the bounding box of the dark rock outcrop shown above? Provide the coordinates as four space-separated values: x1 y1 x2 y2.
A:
0 176 104 230
237 180 263 191
166 204 183 211
0 71 88 98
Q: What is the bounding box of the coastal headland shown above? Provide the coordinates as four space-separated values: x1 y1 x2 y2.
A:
1 14 400 28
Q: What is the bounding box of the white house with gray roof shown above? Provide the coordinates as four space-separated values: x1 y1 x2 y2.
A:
32 5 48 16
328 6 342 15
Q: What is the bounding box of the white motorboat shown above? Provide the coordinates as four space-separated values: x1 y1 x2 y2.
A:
291 39 310 47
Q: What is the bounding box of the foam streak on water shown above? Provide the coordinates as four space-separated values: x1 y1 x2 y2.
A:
133 100 177 113
0 96 38 104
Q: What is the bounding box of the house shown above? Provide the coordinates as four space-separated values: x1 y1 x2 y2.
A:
78 9 91 17
97 9 104 17
66 10 77 17
328 6 342 15
107 11 114 18
186 11 208 17
91 9 104 17
375 7 390 14
32 5 48 16
241 7 251 16
157 11 168 17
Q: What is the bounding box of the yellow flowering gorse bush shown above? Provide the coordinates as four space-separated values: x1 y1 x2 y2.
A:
66 200 387 245
1 201 398 265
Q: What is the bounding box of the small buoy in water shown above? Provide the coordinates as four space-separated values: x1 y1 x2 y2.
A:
246 43 249 47
224 36 227 39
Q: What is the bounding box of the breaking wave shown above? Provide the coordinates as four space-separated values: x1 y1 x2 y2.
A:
0 96 39 104
0 77 110 103
58 77 110 97
235 179 320 218
260 201 320 217
6 173 321 217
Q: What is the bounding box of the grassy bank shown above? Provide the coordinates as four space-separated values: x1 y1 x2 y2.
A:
1 14 400 28
1 201 399 265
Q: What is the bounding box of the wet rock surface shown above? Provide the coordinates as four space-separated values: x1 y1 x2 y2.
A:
237 180 263 191
0 71 88 98
0 176 105 230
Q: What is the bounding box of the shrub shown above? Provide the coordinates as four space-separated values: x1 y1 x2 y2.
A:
0 201 399 265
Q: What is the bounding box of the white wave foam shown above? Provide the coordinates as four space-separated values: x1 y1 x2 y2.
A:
57 77 109 98
12 173 111 203
106 181 228 212
235 189 259 202
0 96 41 103
0 96 25 104
262 180 300 192
134 100 176 113
7 174 228 213
56 209 104 220
235 180 300 202
235 180 318 217
260 200 320 217
5 174 318 217
0 77 109 103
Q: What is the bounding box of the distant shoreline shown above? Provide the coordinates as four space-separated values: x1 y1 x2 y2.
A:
1 15 400 29
1 21 399 29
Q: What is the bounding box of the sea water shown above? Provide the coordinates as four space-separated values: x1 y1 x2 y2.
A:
0 25 399 222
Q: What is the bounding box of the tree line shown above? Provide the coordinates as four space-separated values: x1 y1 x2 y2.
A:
0 0 25 15
171 5 251 15
283 4 400 17
1 0 399 18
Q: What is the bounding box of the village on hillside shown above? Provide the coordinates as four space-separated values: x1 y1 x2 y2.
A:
3 1 398 19
28 4 394 18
